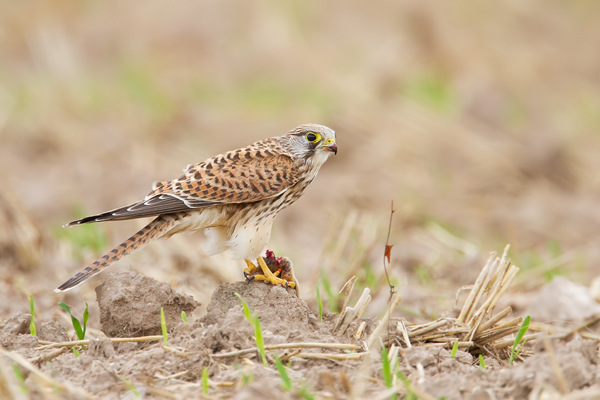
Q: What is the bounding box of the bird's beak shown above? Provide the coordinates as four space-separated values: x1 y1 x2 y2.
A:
323 142 337 155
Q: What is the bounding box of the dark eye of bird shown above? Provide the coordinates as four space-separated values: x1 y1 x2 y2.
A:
306 133 317 142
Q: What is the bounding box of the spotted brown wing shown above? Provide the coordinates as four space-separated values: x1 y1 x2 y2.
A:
67 146 298 225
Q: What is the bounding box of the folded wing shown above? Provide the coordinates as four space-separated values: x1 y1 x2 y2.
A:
67 146 298 226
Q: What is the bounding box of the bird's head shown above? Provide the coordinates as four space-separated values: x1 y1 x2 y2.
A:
283 124 337 165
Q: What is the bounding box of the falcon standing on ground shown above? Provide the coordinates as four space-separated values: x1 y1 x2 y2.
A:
55 124 337 293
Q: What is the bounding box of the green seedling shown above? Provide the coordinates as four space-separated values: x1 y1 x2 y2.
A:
235 293 267 367
72 348 81 358
202 367 209 395
397 370 416 400
29 295 36 337
479 354 486 369
509 316 530 364
273 354 292 392
319 276 339 313
181 311 188 323
315 279 323 322
160 307 168 346
12 364 28 394
298 385 317 400
59 302 89 341
119 375 140 399
381 345 394 397
234 363 254 386
450 341 459 358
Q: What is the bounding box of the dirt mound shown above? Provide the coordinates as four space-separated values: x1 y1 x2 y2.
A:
194 281 346 352
95 271 200 337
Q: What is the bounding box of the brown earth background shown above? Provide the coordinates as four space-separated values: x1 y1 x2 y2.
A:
2 1 600 399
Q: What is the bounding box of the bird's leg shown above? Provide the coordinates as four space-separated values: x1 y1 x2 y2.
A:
250 256 296 289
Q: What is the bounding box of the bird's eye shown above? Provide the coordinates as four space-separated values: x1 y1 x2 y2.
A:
305 132 321 143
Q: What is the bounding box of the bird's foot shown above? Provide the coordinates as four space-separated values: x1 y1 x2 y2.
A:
243 259 261 281
244 259 282 281
255 256 295 288
244 250 297 290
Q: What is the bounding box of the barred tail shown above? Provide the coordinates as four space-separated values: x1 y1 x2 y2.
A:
54 214 183 292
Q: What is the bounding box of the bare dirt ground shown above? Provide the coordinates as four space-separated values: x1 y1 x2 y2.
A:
2 1 600 399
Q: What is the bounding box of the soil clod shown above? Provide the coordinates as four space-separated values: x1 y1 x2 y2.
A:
95 271 199 337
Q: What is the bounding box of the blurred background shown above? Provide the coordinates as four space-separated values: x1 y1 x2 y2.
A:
2 0 600 323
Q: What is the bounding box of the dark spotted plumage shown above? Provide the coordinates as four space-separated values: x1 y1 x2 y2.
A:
55 124 337 292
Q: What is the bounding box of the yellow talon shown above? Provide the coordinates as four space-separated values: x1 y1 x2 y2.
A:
244 259 260 276
245 257 295 289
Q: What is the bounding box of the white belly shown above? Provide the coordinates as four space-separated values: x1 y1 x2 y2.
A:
225 214 276 260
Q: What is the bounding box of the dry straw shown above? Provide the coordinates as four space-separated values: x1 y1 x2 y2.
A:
395 245 536 358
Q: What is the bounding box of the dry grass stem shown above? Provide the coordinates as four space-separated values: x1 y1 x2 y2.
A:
354 321 367 340
494 333 542 349
36 335 163 350
422 341 474 349
292 352 366 360
492 317 523 332
477 326 522 346
161 346 189 358
366 294 402 349
543 335 570 394
212 342 360 358
28 347 69 364
0 349 94 399
0 357 21 400
477 306 512 333
334 287 372 335
457 252 496 323
408 320 450 338
397 321 412 348
155 371 189 380
338 275 358 314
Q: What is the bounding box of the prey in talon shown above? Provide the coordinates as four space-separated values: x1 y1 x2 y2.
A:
244 250 299 292
55 124 337 293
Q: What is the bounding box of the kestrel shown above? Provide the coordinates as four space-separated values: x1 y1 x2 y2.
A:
55 124 337 292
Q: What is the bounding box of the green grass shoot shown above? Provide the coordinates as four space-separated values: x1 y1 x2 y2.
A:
58 302 89 340
181 311 188 323
119 375 141 399
273 354 292 391
12 364 28 394
29 295 36 337
450 341 459 358
319 276 339 313
160 307 168 346
234 363 254 386
202 367 209 395
298 385 317 400
397 370 416 400
478 354 486 369
315 279 323 322
381 345 394 393
72 348 81 357
234 292 267 367
509 316 530 364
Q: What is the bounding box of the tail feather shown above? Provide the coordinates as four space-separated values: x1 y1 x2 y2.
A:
55 214 184 292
